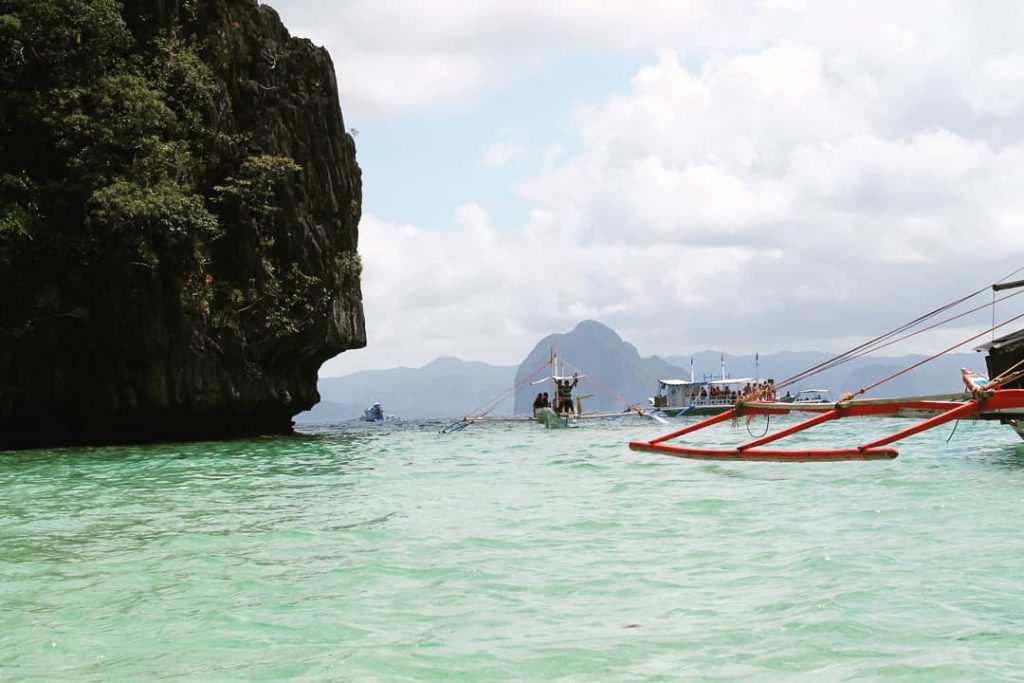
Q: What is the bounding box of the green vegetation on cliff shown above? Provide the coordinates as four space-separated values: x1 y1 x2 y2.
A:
0 0 349 348
0 0 365 446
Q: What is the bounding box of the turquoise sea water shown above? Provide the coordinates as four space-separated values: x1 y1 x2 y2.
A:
3 415 1024 681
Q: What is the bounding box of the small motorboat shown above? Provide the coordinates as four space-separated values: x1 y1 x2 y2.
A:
362 401 394 423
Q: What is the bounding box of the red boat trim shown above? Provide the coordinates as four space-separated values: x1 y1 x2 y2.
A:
649 408 736 445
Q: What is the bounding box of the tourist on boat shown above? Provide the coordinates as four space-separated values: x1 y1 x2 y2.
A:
961 367 989 392
533 393 545 410
556 374 579 414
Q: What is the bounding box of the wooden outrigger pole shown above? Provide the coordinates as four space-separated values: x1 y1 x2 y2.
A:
628 389 1024 462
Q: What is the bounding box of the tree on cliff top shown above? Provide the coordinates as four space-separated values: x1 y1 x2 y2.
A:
0 0 319 358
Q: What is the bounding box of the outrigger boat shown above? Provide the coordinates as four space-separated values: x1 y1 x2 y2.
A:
651 377 763 417
440 345 667 433
529 345 635 429
650 356 776 417
629 273 1024 462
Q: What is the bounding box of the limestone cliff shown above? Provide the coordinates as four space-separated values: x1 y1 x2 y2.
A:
0 0 365 448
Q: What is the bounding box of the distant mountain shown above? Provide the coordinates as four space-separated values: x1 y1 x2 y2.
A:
300 321 992 423
297 400 354 423
297 357 516 422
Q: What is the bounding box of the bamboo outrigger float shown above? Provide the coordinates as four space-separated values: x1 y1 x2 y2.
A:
630 271 1024 462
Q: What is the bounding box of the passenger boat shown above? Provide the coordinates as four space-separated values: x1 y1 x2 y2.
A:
649 357 774 417
629 272 1024 462
650 377 760 416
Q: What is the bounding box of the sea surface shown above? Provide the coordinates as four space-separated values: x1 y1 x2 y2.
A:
3 414 1024 681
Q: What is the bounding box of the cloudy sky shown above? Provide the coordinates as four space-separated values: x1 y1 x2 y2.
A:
267 0 1024 375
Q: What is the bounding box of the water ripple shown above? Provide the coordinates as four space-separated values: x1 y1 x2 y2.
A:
3 418 1024 679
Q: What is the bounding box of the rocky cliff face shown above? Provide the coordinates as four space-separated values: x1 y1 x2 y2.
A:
0 0 365 448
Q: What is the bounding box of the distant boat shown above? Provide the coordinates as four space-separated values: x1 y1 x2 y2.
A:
649 377 764 417
361 401 394 424
790 388 834 403
527 344 667 428
649 356 776 417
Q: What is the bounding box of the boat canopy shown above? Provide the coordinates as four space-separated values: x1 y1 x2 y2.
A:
707 377 756 386
659 377 759 386
976 328 1024 353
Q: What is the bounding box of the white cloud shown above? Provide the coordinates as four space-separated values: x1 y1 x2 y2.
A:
284 0 1024 374
482 129 529 166
272 1 1024 123
961 53 1024 117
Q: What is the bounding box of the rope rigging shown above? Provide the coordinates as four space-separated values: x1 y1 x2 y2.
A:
556 356 653 417
438 357 552 433
840 309 1024 402
765 266 1024 400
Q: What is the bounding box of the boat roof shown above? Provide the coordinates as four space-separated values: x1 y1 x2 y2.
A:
659 377 758 386
797 389 831 394
976 327 1024 353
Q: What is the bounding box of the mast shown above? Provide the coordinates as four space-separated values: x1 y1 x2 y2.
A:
550 342 558 399
690 357 694 383
721 354 725 381
991 280 1024 340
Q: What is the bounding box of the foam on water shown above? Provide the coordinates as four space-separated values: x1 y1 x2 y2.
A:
3 415 1024 680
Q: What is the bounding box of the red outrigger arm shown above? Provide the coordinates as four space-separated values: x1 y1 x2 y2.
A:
629 389 1024 462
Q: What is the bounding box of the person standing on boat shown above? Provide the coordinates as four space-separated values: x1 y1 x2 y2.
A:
556 373 579 414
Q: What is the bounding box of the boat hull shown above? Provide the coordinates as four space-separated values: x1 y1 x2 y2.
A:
657 404 735 417
536 407 570 428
